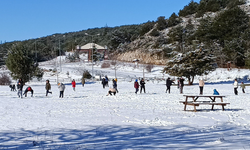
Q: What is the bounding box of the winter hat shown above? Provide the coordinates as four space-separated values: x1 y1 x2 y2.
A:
135 79 138 82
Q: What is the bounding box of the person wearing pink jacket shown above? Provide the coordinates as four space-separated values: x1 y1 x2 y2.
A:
134 79 139 94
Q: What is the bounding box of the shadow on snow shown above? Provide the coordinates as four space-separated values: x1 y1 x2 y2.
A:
0 123 250 149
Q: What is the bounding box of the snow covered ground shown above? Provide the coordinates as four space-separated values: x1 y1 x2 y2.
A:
1 57 250 149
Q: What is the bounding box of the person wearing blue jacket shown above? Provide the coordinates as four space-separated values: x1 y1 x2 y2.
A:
213 89 219 95
112 79 118 93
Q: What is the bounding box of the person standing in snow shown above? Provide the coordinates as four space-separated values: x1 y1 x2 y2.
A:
199 78 205 95
17 79 24 98
105 75 109 87
166 77 174 93
113 79 118 93
240 82 246 93
45 80 52 96
58 83 65 98
179 77 185 94
102 78 106 89
176 77 180 89
134 79 139 94
234 79 238 95
81 77 85 87
72 79 76 91
140 78 146 93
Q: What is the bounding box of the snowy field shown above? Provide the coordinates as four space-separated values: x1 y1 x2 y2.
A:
1 57 250 149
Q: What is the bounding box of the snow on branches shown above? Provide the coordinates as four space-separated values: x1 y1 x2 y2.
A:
163 49 216 85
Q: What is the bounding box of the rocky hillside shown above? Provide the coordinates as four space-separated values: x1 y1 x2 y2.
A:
115 0 250 67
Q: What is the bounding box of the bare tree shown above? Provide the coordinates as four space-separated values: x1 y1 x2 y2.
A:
110 54 119 78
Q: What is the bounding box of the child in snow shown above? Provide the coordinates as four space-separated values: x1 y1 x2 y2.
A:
72 79 76 91
176 78 180 89
134 79 139 94
106 88 117 96
102 78 106 89
17 79 24 98
58 83 66 98
45 80 52 96
240 82 246 93
81 77 85 87
213 89 219 95
9 84 16 91
233 79 238 95
105 75 109 87
113 79 118 93
23 86 34 97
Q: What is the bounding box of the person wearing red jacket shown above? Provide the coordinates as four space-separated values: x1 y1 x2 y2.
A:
72 79 76 91
134 79 139 94
23 86 33 97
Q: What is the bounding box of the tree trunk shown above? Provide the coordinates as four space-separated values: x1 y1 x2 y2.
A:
187 77 191 85
187 76 194 85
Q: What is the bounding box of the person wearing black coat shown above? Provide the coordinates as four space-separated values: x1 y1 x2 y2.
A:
179 77 185 94
140 78 146 93
166 77 174 93
102 78 106 89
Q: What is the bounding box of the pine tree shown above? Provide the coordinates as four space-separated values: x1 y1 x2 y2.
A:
223 38 246 66
140 21 155 36
5 42 44 83
163 49 216 85
156 16 167 31
210 6 249 45
178 0 199 17
167 13 181 27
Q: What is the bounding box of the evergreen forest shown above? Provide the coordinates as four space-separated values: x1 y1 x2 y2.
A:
1 0 250 69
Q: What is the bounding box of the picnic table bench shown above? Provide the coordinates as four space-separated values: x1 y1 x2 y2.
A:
179 95 230 112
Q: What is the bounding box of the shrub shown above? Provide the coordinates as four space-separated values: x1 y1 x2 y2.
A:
149 29 160 37
111 61 117 66
101 62 111 68
178 1 199 17
167 13 181 27
34 68 44 81
82 70 92 79
156 16 167 31
145 64 154 72
0 73 11 85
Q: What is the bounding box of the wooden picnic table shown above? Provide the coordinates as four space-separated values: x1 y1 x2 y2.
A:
179 95 230 112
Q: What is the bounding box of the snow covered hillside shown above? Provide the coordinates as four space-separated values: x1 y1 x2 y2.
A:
1 59 250 149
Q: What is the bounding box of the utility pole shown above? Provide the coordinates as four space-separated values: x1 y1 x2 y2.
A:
85 33 100 81
59 38 62 72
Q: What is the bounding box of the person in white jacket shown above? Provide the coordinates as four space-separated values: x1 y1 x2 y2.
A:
106 88 117 96
58 83 66 98
234 79 238 95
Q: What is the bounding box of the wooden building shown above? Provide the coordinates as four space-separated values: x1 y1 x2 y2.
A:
76 43 108 61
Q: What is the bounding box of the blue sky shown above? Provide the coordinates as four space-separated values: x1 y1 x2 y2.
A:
0 0 200 42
